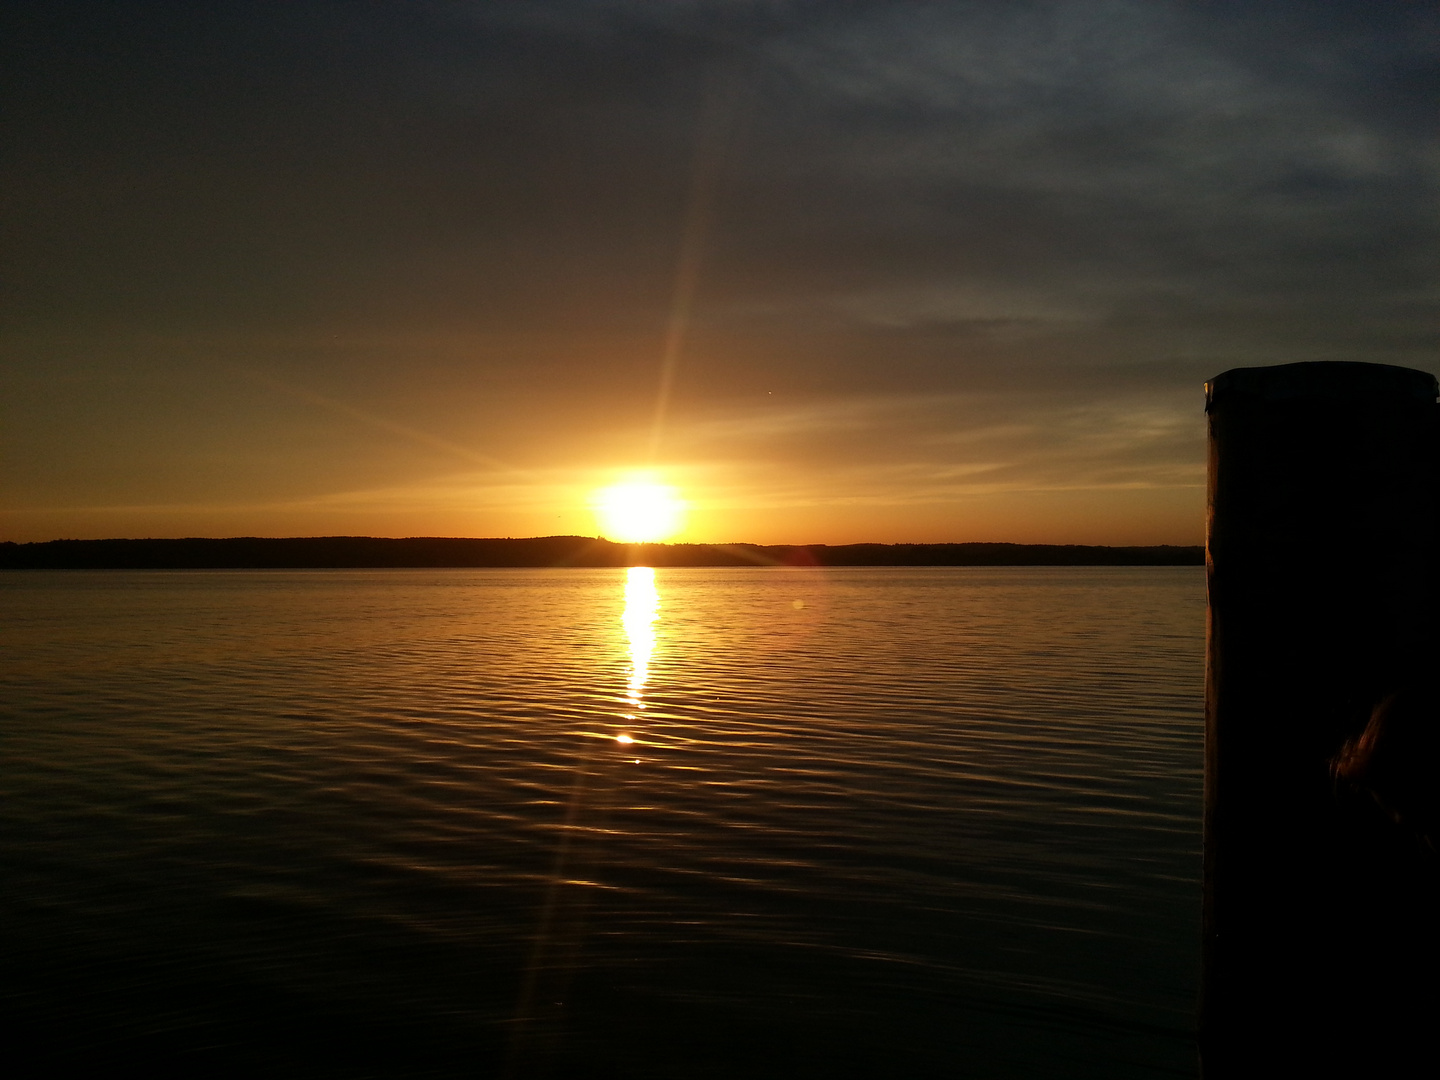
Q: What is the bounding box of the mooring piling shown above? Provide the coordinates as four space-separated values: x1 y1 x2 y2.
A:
1203 360 1440 1073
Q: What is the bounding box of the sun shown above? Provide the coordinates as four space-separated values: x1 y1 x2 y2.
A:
592 478 686 543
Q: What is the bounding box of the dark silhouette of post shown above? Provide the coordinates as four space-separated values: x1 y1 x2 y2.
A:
1203 361 1440 1074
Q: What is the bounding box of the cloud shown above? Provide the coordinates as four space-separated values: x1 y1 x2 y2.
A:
0 0 1434 542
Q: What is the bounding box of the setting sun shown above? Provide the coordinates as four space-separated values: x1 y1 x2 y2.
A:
592 478 686 543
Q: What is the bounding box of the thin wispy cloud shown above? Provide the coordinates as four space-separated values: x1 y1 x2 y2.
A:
1 0 1433 542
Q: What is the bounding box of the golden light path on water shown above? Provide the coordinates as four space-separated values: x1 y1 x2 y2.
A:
508 564 660 1058
620 567 659 736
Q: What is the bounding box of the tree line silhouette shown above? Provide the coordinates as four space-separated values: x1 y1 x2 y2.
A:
0 536 1203 570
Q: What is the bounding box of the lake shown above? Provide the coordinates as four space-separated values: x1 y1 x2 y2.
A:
0 567 1203 1078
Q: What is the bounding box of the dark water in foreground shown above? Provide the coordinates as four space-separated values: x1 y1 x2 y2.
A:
1 567 1203 1078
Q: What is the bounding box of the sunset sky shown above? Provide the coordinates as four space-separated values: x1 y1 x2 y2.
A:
3 1 1436 545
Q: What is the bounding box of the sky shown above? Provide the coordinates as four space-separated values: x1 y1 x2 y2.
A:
3 0 1436 545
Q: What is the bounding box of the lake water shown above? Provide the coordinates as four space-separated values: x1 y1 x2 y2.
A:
0 567 1203 1078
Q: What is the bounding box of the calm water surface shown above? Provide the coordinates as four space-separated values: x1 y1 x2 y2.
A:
1 567 1203 1078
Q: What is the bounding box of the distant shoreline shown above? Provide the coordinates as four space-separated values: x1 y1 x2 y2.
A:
0 536 1204 570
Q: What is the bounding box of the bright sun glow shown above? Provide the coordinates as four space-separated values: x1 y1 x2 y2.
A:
592 478 686 543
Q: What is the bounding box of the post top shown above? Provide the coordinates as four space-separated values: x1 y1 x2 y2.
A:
1205 361 1437 412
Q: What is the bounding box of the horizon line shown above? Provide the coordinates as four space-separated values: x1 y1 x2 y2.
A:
2 534 1202 550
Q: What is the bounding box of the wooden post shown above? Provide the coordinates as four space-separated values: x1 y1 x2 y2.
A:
1202 361 1440 1074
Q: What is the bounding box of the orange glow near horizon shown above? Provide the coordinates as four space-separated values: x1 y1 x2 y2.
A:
592 477 686 543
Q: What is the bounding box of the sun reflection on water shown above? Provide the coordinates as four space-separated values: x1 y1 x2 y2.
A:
622 566 659 717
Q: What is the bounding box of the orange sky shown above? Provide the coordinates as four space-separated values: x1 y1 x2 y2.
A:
3 3 1434 545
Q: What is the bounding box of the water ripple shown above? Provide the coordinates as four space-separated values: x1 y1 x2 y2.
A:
1 566 1202 1077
